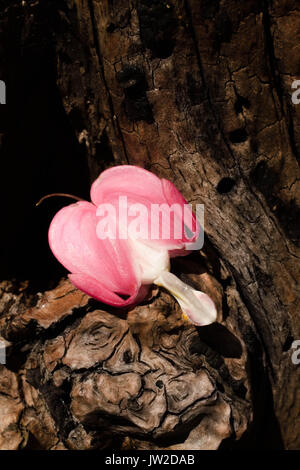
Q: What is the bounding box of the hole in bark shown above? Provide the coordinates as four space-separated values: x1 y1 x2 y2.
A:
217 177 236 194
123 350 133 363
106 23 115 33
234 95 251 114
229 128 248 143
156 380 163 389
116 65 154 123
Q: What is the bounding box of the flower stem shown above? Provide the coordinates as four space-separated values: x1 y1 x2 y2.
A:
36 193 84 207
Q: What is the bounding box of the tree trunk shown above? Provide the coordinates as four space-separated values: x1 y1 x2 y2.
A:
0 0 299 450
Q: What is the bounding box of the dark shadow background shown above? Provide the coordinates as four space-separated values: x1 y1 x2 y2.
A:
0 12 90 287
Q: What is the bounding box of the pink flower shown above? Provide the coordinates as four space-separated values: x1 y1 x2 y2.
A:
91 165 199 253
48 166 217 326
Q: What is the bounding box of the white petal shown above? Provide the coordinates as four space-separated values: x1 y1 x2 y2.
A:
154 271 217 326
128 238 170 284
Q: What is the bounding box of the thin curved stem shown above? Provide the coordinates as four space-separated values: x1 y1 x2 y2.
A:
36 193 85 207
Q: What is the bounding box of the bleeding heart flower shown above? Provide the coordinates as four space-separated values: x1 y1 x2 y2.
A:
91 165 198 253
48 166 217 326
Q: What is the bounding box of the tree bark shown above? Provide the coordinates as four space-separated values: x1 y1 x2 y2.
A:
0 0 299 450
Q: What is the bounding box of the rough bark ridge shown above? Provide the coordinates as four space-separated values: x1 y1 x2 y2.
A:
0 0 299 450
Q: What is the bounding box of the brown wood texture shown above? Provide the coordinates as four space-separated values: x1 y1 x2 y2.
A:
0 0 299 450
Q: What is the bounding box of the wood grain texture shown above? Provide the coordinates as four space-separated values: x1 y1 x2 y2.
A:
0 0 299 449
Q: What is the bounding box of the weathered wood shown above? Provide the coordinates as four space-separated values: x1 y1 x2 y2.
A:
0 0 299 449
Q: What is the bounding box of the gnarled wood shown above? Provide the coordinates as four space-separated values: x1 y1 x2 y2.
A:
0 0 299 450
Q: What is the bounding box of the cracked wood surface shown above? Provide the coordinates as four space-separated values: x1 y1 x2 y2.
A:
0 0 299 450
0 270 251 450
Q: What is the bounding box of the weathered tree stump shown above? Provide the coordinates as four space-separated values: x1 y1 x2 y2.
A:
0 0 299 450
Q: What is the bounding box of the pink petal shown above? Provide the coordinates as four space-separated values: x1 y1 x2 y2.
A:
69 273 141 307
184 291 217 326
91 165 164 206
92 166 196 250
161 178 199 244
49 201 140 298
